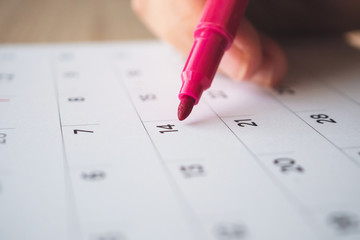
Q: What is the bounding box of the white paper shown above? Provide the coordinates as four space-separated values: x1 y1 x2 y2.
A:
1 39 360 240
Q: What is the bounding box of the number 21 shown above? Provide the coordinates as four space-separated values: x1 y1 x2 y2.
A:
234 119 258 127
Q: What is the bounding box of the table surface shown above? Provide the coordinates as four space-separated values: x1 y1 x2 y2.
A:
0 0 154 43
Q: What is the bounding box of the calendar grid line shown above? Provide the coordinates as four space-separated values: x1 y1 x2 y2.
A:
61 123 100 127
292 109 327 113
202 99 322 238
255 151 295 156
51 54 84 240
270 90 360 168
205 113 256 119
203 99 306 210
319 78 360 107
342 146 360 150
142 119 179 123
113 61 206 240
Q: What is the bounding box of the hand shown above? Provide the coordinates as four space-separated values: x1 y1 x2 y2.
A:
132 0 287 86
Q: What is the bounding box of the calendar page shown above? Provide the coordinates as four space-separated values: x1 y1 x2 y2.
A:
1 39 360 240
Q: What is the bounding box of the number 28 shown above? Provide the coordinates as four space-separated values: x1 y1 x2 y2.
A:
310 114 336 124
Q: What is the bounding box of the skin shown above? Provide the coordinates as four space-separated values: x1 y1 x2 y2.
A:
131 0 360 86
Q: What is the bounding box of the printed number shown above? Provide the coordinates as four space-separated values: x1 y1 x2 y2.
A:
214 222 246 240
0 73 14 81
310 114 337 124
274 85 295 95
0 133 6 144
89 231 125 240
81 170 106 181
63 71 78 78
328 212 359 234
156 124 178 134
127 69 140 77
208 90 228 99
180 164 205 178
273 158 304 174
234 119 258 127
73 129 94 134
139 94 156 101
68 97 85 102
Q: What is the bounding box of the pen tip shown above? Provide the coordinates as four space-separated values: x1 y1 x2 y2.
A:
178 96 195 121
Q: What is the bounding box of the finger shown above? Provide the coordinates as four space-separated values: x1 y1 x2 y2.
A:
248 34 288 86
132 0 287 86
219 18 263 82
220 20 287 86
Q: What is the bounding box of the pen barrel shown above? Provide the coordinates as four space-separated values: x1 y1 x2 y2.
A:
179 0 248 104
180 30 228 104
198 0 248 47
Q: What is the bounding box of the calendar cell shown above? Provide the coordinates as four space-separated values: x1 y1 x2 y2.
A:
343 147 360 165
297 109 360 149
258 149 360 206
310 204 360 240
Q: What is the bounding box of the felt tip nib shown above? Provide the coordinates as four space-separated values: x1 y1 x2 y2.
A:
178 96 195 121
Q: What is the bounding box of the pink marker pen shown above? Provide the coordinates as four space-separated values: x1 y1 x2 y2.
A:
178 0 248 120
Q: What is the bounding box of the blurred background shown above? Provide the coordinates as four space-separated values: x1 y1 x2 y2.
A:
0 0 359 47
0 0 154 43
